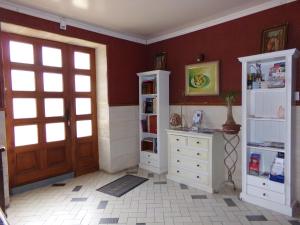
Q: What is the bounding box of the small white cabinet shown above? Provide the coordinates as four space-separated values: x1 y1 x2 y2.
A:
137 70 170 174
166 129 224 193
239 49 299 216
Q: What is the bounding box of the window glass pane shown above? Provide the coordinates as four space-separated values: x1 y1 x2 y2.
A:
76 120 92 137
11 70 35 91
76 98 91 115
74 52 90 69
44 98 64 117
42 46 62 67
14 125 38 146
46 122 65 142
13 98 37 119
75 75 91 92
43 73 63 92
9 41 34 64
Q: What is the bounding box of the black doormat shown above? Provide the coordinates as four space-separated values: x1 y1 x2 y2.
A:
96 175 148 197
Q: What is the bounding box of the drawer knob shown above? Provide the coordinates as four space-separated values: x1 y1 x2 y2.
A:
197 153 200 156
262 193 266 197
196 141 200 144
176 138 179 141
177 160 180 163
197 176 200 179
177 149 180 152
177 170 180 173
148 161 151 164
262 182 266 186
197 164 200 167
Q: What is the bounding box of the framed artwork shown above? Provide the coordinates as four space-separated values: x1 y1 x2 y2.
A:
261 24 288 53
185 61 219 96
154 52 166 70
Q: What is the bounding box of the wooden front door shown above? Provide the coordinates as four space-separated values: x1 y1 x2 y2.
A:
1 33 99 187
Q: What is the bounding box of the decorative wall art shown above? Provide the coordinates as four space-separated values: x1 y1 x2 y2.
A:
185 61 219 96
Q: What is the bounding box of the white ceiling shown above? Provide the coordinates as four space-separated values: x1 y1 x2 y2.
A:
0 0 295 43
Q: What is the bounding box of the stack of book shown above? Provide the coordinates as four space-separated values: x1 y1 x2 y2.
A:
141 137 157 153
141 115 157 134
142 80 156 94
143 97 157 113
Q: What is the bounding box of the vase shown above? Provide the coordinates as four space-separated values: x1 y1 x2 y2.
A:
222 102 241 134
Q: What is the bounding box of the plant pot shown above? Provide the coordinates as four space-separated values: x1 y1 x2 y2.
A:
222 123 241 134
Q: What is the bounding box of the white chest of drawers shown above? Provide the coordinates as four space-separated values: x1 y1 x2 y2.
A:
166 129 224 193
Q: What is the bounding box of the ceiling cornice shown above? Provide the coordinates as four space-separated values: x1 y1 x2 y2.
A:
146 0 297 44
0 0 297 45
0 0 147 44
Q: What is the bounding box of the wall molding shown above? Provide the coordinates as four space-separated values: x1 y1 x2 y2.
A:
146 0 297 44
0 0 296 45
0 0 147 44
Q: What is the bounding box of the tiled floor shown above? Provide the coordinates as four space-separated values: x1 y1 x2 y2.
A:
6 169 300 225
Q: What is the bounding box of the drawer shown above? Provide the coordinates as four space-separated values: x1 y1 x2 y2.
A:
141 151 158 161
247 175 284 194
169 135 187 146
173 147 208 161
140 156 159 167
188 137 209 149
247 185 285 204
171 153 208 173
169 166 208 185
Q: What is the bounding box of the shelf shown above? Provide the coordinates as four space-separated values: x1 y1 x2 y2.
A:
142 132 157 137
247 87 286 93
247 145 285 153
141 113 157 116
247 117 285 122
141 94 157 97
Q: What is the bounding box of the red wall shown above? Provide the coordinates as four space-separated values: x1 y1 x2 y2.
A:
0 7 147 106
1 2 300 106
147 1 300 105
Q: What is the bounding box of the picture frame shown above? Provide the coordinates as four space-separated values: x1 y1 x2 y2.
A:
261 24 288 53
185 61 219 96
154 52 166 70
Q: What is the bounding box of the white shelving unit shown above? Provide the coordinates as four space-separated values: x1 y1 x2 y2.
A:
239 49 299 216
137 70 170 174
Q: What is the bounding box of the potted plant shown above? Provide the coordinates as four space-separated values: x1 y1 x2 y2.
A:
222 91 241 134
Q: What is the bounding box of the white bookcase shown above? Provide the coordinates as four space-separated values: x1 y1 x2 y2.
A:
239 49 299 216
137 70 170 174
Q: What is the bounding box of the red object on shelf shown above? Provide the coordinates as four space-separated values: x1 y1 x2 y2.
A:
148 115 157 134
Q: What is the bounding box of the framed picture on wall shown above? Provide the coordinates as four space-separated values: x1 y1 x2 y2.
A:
185 61 219 96
261 24 288 53
154 52 167 70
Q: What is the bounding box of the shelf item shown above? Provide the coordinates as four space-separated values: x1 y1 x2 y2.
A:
239 49 299 216
137 70 170 174
166 129 224 193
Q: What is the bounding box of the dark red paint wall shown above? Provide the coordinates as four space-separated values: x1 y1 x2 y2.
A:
147 1 300 105
0 7 147 106
1 2 300 106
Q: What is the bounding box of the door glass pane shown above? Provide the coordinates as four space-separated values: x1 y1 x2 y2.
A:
42 46 62 67
76 120 92 137
46 122 65 142
43 73 63 92
75 75 91 92
76 98 91 115
11 70 35 91
74 52 90 69
14 125 38 146
9 41 34 64
13 98 37 119
44 98 64 117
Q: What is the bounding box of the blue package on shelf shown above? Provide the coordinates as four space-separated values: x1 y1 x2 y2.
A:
269 174 284 183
